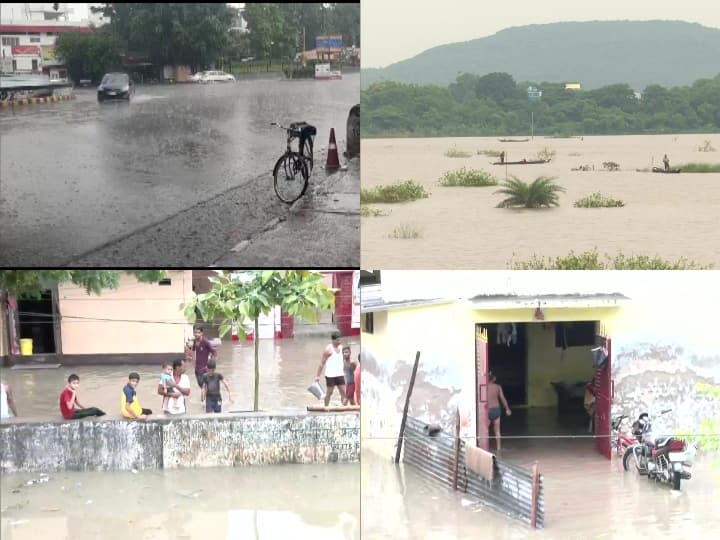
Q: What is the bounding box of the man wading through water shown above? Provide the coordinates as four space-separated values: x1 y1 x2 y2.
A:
316 331 346 406
487 371 512 451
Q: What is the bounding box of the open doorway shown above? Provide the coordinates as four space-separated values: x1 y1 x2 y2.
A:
476 321 611 458
17 290 57 354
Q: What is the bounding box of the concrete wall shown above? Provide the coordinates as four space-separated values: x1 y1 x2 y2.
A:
59 270 193 355
0 412 359 473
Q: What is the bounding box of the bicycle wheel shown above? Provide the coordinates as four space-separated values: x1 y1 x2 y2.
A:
301 136 314 174
273 152 309 204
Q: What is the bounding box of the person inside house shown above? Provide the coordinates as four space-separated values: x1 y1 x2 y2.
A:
584 382 596 433
1 379 19 419
159 359 191 415
59 374 106 420
121 372 152 420
487 371 512 452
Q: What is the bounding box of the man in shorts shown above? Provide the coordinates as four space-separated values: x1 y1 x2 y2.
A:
316 331 346 406
487 371 512 451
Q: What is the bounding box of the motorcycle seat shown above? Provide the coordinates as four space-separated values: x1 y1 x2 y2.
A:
654 437 672 448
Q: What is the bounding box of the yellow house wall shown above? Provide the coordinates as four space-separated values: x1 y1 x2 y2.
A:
59 271 193 355
362 302 623 457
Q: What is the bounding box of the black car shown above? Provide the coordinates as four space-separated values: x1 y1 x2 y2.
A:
97 72 134 102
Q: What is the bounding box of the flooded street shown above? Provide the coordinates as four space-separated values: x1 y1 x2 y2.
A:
0 336 360 418
362 445 720 539
361 134 720 268
1 464 359 540
0 74 359 266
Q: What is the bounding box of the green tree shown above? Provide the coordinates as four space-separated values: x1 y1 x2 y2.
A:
55 29 122 82
183 271 336 411
0 270 167 298
327 3 360 47
494 176 566 208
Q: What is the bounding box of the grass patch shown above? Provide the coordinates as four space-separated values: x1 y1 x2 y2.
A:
445 146 473 158
477 149 503 157
388 223 423 239
508 248 711 269
361 206 389 217
574 192 625 208
675 162 720 173
439 168 498 187
360 180 430 204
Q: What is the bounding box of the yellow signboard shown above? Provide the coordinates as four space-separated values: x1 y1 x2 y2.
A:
41 46 57 62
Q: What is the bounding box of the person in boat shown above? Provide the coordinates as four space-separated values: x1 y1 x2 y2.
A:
663 154 670 171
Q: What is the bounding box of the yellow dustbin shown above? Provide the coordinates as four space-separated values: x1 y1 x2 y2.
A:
20 338 33 356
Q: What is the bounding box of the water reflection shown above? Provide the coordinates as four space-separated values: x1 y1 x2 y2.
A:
1 464 359 540
0 336 360 418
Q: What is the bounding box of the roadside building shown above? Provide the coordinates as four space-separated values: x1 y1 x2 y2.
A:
361 271 720 460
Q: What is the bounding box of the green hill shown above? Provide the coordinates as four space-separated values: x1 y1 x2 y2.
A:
362 21 720 90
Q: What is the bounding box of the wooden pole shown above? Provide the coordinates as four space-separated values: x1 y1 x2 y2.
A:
531 111 534 141
530 461 539 528
453 407 461 491
395 351 421 464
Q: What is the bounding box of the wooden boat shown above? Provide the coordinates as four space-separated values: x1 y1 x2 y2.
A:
652 167 681 174
498 138 529 142
492 159 550 165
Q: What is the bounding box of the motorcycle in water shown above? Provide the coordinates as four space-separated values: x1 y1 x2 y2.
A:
622 409 696 491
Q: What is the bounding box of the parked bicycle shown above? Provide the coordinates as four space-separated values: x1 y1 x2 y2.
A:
610 414 636 457
271 121 317 204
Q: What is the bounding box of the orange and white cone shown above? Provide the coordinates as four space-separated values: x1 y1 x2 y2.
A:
326 128 340 172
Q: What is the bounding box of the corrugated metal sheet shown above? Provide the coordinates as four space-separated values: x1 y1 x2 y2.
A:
402 416 544 528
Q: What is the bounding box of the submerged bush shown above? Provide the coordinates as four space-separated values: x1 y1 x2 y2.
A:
360 180 430 203
574 192 625 208
439 168 498 187
508 248 711 269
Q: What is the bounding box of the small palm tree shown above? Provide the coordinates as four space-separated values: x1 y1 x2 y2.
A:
494 176 566 208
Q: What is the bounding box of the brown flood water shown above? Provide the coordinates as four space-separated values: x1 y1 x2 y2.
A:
0 336 359 418
362 443 720 539
361 134 720 269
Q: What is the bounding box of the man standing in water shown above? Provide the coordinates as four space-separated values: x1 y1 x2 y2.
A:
663 154 670 171
189 326 217 390
487 371 512 451
316 331 346 406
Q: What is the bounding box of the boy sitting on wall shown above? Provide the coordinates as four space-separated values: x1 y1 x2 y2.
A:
121 372 152 420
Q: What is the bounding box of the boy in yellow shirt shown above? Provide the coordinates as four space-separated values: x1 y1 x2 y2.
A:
121 372 152 420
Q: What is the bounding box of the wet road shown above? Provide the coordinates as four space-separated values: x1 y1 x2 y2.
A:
0 336 360 418
362 446 720 539
0 74 359 266
1 464 359 540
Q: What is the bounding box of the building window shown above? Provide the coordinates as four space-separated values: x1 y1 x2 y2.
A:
30 37 41 43
158 278 172 286
360 270 381 286
363 313 374 334
555 321 598 348
2 37 20 46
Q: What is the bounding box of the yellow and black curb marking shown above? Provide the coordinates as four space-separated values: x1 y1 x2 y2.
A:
1 94 76 109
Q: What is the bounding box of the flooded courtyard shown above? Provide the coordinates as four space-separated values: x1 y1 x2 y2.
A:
0 336 360 418
361 134 720 269
1 463 359 540
362 444 720 539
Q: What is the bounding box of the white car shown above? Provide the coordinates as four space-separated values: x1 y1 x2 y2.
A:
197 70 235 83
189 71 208 82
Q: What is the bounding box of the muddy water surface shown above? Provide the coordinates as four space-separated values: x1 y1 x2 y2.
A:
362 444 720 539
0 336 360 419
361 134 720 268
1 464 359 540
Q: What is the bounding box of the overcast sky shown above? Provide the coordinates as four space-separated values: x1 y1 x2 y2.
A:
362 0 720 68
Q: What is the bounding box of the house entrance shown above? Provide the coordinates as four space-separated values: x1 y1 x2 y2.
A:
476 321 612 459
17 290 57 354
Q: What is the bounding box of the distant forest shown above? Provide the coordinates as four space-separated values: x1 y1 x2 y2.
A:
361 72 720 137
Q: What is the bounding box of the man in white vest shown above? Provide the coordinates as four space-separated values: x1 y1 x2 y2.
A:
316 331 346 407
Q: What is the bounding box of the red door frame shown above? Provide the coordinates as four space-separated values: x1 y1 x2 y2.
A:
593 336 613 459
475 325 490 450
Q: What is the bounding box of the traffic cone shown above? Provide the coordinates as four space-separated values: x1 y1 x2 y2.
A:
325 128 340 172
